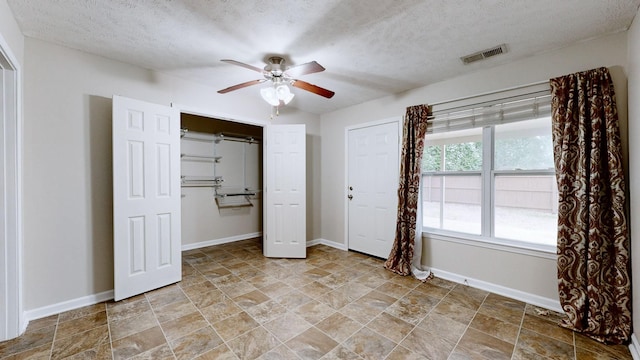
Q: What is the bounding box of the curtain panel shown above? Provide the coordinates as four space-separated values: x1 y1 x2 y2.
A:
384 104 431 278
550 67 631 344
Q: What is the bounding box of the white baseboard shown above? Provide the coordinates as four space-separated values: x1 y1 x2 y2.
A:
630 333 640 360
430 267 563 313
181 232 262 251
307 238 348 251
306 239 322 247
20 313 28 336
24 290 114 323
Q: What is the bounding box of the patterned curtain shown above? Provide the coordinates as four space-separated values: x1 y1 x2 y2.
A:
550 67 631 344
384 104 431 276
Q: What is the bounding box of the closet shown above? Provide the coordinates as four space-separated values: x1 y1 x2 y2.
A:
179 113 263 248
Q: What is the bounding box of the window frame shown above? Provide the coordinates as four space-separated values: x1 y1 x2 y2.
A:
421 84 557 255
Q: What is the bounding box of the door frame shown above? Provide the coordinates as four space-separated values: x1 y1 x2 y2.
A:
0 33 23 340
344 117 401 254
172 103 269 248
173 104 309 258
174 104 269 129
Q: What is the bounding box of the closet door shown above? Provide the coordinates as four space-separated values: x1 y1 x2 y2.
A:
264 124 306 258
112 95 181 301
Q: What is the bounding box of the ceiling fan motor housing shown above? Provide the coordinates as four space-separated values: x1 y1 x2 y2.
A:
266 56 286 76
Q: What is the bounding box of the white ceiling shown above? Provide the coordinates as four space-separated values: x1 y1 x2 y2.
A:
7 0 640 114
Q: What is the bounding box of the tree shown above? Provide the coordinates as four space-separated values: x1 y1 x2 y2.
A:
495 135 554 170
445 142 482 171
422 142 482 171
422 145 441 171
423 133 553 172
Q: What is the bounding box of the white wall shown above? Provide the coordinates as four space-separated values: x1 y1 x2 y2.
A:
320 32 629 303
626 12 640 348
22 37 321 311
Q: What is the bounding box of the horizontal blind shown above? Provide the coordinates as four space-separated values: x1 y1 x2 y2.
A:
428 89 551 134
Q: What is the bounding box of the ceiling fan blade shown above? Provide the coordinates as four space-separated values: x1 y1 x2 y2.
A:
221 59 265 73
284 61 326 77
218 79 265 94
291 80 335 98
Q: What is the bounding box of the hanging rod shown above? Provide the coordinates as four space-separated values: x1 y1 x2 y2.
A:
215 192 257 198
180 129 261 144
214 133 261 144
181 176 223 187
181 183 222 188
215 196 253 208
180 153 221 162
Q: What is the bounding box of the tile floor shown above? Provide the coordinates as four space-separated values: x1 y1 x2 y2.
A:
0 238 633 359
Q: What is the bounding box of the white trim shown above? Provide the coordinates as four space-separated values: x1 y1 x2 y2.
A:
0 31 23 341
171 103 269 127
306 239 322 247
344 117 402 253
430 267 562 313
344 116 402 132
24 290 114 323
172 104 275 257
307 238 348 251
630 334 640 360
181 232 262 251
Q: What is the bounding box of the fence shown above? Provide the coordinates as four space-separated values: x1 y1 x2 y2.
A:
422 174 558 213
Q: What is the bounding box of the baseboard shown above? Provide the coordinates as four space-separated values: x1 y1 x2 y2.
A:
24 290 114 323
430 267 563 313
629 333 640 360
181 232 262 251
19 312 28 336
306 239 322 247
307 238 348 251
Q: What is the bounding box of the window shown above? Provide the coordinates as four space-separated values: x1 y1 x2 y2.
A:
421 89 557 251
423 128 483 235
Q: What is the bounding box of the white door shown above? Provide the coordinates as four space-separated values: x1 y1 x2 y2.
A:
263 124 306 258
347 121 399 258
112 95 181 301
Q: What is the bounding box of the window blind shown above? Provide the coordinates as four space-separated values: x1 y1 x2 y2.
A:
428 89 551 134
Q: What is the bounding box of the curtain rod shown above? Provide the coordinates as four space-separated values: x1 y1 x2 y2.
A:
428 80 550 108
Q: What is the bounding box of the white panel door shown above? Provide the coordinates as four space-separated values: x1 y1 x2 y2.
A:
112 95 181 301
348 121 399 258
264 124 306 258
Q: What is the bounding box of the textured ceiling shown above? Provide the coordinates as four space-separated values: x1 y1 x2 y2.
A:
7 0 640 114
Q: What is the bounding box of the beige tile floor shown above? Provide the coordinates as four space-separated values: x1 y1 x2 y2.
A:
0 238 633 359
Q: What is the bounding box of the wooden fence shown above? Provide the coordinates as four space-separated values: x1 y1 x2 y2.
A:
422 175 558 213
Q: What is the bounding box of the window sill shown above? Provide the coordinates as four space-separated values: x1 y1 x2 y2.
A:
421 230 557 260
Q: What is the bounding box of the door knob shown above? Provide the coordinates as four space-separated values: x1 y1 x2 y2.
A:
348 194 353 200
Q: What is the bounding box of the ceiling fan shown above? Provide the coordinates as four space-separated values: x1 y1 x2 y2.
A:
217 56 335 105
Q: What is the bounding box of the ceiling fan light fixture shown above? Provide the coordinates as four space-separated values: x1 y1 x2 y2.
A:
261 84 295 106
276 84 295 104
260 87 280 106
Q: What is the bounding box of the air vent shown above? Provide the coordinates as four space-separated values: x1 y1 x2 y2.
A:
461 44 508 65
